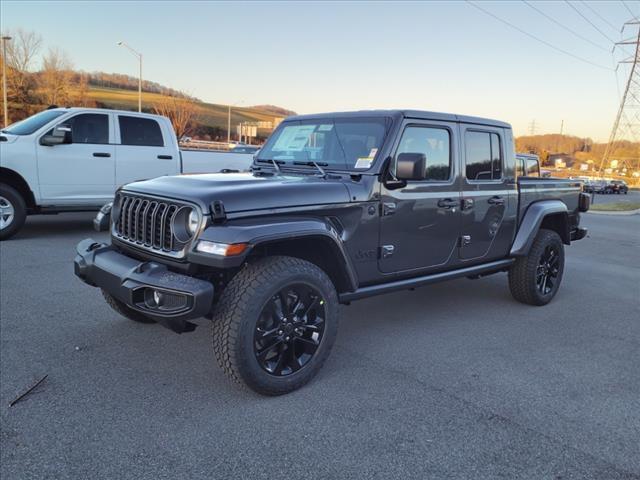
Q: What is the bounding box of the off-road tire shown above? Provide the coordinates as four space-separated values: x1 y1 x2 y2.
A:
101 290 156 324
509 229 565 306
0 184 27 241
212 256 339 396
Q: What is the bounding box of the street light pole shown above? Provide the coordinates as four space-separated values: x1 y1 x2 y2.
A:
117 41 142 112
1 35 12 127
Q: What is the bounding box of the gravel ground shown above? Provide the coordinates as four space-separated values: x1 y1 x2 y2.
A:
1 212 639 480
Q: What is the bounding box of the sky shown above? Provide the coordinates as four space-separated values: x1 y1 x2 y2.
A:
1 0 637 142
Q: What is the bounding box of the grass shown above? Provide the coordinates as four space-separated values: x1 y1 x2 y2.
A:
590 202 640 212
86 87 285 133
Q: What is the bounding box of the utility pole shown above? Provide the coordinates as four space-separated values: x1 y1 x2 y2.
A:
1 35 12 127
227 104 231 144
600 21 640 177
560 120 564 136
117 41 143 112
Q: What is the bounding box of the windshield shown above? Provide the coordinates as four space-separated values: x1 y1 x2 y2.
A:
3 110 67 135
256 117 390 170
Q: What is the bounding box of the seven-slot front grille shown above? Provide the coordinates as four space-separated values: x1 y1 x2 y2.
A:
113 193 192 255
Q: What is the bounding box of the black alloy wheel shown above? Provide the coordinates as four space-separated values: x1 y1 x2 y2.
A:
536 245 560 296
254 284 326 376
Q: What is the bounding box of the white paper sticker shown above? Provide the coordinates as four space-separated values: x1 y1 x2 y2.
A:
368 148 378 158
318 124 333 131
272 125 316 152
354 157 373 169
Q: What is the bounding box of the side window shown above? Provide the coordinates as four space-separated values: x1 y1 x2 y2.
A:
526 159 540 177
516 157 524 177
396 126 451 181
465 131 502 181
68 114 109 144
118 116 164 147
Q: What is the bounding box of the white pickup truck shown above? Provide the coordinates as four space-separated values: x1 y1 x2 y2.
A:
0 107 254 239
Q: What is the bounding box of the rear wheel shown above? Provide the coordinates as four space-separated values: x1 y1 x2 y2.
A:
509 229 565 306
101 290 156 324
0 184 27 241
212 256 339 395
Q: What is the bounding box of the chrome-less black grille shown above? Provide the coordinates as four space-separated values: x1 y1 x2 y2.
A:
113 193 194 256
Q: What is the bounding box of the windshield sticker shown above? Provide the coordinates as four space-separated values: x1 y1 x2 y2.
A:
368 148 378 158
355 157 373 169
272 125 316 152
317 124 333 131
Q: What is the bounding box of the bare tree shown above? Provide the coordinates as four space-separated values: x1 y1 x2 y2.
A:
41 47 73 106
1 29 42 113
153 96 198 139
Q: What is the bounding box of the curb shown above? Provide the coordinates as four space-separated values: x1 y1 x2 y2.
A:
586 208 640 216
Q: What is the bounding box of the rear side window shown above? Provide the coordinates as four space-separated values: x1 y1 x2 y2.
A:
465 131 502 181
396 126 451 181
118 116 164 146
526 158 540 177
68 114 109 144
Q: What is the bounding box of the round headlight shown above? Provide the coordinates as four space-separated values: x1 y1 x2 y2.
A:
187 209 200 235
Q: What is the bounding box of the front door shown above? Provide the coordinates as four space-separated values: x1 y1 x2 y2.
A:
379 121 461 274
459 125 516 261
36 112 115 205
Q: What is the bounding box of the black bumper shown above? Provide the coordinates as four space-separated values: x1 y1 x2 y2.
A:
571 227 588 241
74 238 214 333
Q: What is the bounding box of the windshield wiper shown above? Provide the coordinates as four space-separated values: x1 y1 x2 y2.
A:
293 161 328 177
256 158 284 173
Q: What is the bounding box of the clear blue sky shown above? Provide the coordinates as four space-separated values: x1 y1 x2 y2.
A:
1 0 637 141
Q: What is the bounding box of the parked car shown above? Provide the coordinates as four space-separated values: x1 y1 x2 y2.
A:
583 179 607 194
0 108 253 239
231 145 260 154
74 109 589 395
606 180 628 194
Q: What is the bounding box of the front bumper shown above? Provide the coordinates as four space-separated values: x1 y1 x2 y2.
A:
571 227 588 241
74 238 214 333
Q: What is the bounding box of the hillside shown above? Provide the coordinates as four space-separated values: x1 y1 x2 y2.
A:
86 86 293 140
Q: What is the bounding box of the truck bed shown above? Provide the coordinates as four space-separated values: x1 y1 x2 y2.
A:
517 177 583 220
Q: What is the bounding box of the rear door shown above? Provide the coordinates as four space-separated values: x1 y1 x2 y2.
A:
36 112 115 205
115 115 177 187
459 125 516 261
378 120 461 274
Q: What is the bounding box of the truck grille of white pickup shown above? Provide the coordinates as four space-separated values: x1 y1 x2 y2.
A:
113 193 195 257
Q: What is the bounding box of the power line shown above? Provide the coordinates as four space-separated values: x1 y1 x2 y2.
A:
466 1 612 70
523 0 609 52
564 0 617 44
621 1 639 21
579 0 621 33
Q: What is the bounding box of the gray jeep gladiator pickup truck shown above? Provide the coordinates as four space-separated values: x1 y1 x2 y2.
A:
74 110 589 395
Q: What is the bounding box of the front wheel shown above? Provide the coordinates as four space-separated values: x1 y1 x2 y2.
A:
508 229 565 306
0 184 27 241
212 256 339 395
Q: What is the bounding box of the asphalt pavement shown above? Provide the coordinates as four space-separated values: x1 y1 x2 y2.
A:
1 211 639 479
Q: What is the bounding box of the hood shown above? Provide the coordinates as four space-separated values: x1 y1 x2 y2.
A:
122 172 352 214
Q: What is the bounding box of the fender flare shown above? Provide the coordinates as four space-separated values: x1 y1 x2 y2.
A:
189 216 359 291
510 200 569 256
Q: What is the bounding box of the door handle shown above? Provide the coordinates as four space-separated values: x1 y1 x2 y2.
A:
437 198 459 209
488 196 505 205
157 155 173 160
93 152 111 158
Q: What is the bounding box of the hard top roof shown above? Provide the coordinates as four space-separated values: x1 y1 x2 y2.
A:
288 109 511 129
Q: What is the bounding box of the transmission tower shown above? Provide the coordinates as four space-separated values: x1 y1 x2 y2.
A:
528 119 538 135
600 21 640 176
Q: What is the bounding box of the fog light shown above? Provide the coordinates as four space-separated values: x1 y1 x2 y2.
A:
196 241 247 256
153 290 165 307
143 288 188 312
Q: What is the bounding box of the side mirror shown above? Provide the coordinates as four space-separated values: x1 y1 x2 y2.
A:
40 125 71 146
396 152 426 181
